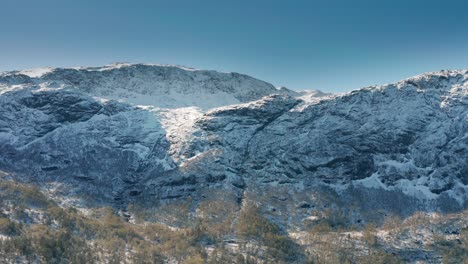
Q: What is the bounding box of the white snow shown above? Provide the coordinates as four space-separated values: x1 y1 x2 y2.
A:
19 67 53 77
156 107 204 161
355 173 387 189
354 173 439 200
79 62 202 72
102 87 242 110
294 92 339 111
305 215 319 221
395 179 438 200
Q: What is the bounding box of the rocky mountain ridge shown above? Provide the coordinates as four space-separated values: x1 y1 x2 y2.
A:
0 65 466 223
0 63 293 110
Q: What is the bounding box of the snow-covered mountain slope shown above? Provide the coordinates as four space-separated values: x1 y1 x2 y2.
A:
0 63 291 110
185 70 467 214
297 89 330 97
0 66 466 225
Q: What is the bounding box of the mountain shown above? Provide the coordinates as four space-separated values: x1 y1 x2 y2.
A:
0 65 466 263
0 63 292 110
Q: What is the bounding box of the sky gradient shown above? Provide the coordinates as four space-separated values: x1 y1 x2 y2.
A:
1 0 468 92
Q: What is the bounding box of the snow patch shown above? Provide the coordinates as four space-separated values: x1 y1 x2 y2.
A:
354 173 439 200
354 173 387 189
19 67 53 77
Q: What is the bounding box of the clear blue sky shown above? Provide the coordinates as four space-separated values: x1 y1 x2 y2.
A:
1 0 468 92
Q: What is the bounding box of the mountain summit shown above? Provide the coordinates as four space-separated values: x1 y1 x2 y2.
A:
1 63 294 109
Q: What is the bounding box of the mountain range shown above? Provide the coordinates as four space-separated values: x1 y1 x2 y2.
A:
0 63 466 263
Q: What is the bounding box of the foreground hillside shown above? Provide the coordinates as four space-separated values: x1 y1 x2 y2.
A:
0 175 466 263
0 64 467 263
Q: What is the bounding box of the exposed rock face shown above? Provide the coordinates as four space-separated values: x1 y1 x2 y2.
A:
0 65 466 221
181 71 467 212
0 88 175 205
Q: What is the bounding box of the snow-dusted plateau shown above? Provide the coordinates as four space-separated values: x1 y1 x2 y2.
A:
0 63 466 263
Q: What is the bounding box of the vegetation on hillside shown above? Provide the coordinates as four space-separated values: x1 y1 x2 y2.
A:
0 179 466 263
